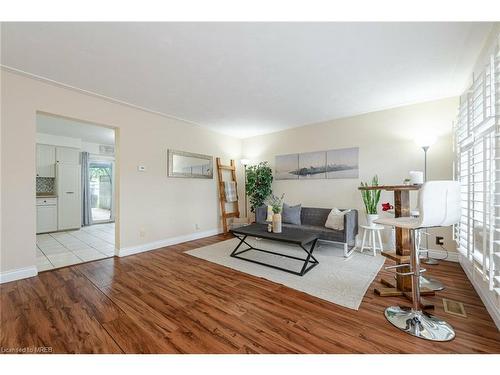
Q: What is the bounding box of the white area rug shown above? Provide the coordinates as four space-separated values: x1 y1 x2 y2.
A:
185 238 385 310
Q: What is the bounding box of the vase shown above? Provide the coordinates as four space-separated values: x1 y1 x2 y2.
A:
272 213 282 233
366 214 379 227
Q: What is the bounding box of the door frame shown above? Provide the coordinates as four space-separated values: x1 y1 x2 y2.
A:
35 110 120 255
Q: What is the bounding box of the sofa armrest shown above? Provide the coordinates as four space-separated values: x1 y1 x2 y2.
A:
343 209 359 246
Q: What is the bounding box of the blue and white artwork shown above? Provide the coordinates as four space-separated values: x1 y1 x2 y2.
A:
326 147 359 179
298 151 326 179
275 147 359 180
275 153 299 180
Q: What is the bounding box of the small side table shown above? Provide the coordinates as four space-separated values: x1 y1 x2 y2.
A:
359 224 384 256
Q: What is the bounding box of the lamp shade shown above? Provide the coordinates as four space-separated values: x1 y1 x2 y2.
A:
240 158 250 166
414 134 437 148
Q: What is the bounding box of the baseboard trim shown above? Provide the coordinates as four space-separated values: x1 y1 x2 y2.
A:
118 229 222 257
459 254 500 330
0 266 38 284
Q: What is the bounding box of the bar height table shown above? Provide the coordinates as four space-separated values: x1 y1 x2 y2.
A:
358 184 435 308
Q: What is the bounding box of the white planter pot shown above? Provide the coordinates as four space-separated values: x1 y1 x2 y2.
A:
366 214 379 227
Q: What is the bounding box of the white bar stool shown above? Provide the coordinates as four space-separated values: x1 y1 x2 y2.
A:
374 181 460 342
359 224 383 256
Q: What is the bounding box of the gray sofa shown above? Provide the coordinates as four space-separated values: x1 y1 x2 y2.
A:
256 206 358 257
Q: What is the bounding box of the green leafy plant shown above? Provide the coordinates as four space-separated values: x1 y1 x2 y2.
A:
360 175 381 214
266 193 285 214
246 161 273 212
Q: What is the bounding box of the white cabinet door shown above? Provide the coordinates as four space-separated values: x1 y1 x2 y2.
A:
37 205 58 233
57 163 81 230
56 147 80 164
36 144 56 177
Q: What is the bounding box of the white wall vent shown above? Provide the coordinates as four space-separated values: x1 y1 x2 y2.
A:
99 145 115 155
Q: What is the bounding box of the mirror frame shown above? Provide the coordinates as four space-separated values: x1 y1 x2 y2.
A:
167 149 214 179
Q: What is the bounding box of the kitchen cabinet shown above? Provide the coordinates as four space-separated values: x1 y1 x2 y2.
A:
56 147 80 164
57 163 81 230
36 198 58 233
36 144 56 178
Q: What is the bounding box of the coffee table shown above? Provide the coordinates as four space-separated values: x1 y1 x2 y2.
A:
229 224 319 276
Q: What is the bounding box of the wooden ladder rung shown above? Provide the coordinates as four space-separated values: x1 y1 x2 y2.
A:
224 212 240 218
218 165 235 171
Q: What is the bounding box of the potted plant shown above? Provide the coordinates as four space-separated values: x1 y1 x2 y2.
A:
246 161 273 212
266 193 285 233
360 175 381 227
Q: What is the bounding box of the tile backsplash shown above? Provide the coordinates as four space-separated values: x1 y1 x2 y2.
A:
36 177 56 193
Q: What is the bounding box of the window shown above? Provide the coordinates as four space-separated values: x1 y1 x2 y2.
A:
454 46 500 291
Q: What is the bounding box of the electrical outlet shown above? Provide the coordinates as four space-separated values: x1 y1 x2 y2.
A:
140 228 146 238
435 236 444 245
195 223 200 230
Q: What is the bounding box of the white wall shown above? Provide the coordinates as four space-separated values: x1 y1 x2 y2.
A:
242 97 458 251
81 141 113 155
36 133 115 156
37 132 82 149
1 69 243 279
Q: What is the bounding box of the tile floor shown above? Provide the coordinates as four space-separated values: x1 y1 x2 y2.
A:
36 223 115 272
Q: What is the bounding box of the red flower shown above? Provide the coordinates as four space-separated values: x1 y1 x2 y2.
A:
382 202 393 211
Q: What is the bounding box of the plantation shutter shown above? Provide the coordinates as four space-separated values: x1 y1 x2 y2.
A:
454 38 500 293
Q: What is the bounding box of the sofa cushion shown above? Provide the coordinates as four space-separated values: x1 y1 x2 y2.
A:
281 223 345 242
255 205 267 224
282 203 301 225
300 207 330 226
324 208 351 231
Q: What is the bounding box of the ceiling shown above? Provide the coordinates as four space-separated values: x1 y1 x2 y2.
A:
37 113 115 144
1 22 494 138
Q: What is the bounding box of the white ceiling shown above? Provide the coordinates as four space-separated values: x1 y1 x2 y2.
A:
37 113 115 144
1 22 494 138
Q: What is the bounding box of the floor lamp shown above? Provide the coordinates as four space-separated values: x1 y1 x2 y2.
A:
240 159 250 220
415 135 439 265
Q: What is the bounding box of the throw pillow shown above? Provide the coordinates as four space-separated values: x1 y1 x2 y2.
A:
282 203 302 225
255 205 267 224
255 205 275 223
324 208 351 231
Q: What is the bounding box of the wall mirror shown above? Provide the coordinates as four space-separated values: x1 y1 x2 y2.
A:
167 149 213 179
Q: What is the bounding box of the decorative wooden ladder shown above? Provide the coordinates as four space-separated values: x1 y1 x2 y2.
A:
216 158 240 233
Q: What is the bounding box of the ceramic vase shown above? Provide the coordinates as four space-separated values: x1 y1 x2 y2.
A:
366 214 379 227
272 213 282 233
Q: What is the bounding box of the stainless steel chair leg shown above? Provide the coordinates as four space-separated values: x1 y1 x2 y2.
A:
384 229 455 341
420 275 445 291
422 257 439 265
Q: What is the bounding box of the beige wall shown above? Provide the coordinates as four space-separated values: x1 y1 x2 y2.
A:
1 70 243 274
0 68 459 279
242 97 458 251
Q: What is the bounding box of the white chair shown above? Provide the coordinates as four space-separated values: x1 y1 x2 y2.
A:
374 181 460 341
359 224 383 256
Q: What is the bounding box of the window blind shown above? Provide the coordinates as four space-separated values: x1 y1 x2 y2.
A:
454 43 500 294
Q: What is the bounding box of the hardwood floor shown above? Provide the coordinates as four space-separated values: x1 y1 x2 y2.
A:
1 233 500 353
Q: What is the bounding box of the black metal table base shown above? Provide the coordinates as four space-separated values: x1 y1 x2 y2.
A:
230 234 319 276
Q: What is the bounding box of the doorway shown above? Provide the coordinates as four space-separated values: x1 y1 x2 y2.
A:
89 160 114 223
35 112 118 271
